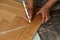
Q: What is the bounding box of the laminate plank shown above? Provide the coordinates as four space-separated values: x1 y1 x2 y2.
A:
0 0 23 9
0 3 25 17
0 10 16 21
0 18 3 22
0 19 9 32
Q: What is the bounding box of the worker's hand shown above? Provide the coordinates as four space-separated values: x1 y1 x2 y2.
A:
36 7 50 24
28 8 33 20
25 8 33 22
24 0 33 22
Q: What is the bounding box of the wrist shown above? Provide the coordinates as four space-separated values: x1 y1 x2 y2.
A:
27 4 33 9
41 6 49 11
49 0 58 1
27 0 33 9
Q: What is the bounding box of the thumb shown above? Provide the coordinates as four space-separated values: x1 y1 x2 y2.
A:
36 11 40 15
28 13 32 20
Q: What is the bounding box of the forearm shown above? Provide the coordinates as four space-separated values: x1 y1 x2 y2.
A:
42 0 58 10
27 0 33 9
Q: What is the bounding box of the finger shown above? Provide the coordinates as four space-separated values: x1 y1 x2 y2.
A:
24 14 32 23
45 15 50 22
24 12 30 21
42 14 45 24
45 13 50 22
28 12 32 21
29 15 32 20
36 11 40 15
24 13 28 21
45 16 48 23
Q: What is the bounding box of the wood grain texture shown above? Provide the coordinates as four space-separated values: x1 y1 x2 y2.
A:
0 0 42 40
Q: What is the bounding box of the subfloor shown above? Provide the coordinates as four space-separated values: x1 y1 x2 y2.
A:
38 9 60 40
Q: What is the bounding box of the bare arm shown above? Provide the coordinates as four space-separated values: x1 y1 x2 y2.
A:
42 0 58 10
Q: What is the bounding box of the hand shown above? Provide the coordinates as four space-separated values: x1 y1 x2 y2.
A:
36 7 50 24
28 8 33 20
25 8 33 22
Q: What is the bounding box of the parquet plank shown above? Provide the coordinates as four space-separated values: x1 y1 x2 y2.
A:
0 19 9 32
0 0 23 9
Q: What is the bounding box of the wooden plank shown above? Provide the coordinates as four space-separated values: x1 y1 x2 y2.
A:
4 16 22 30
0 17 3 22
0 3 25 17
0 0 24 9
0 19 9 32
0 10 16 21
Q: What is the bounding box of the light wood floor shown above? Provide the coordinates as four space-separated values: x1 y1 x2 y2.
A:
0 0 42 40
